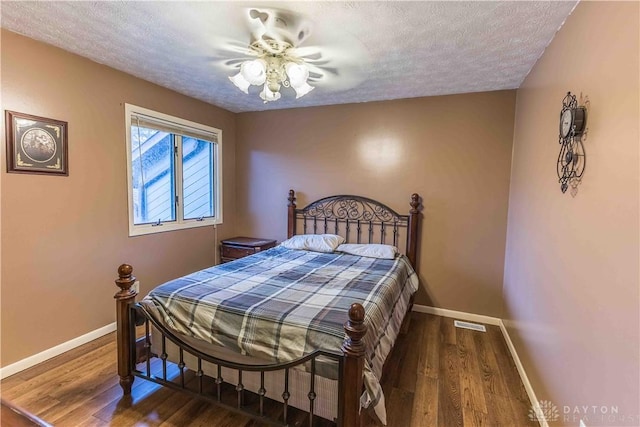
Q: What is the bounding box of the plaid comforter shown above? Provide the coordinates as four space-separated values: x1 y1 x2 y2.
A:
141 246 419 424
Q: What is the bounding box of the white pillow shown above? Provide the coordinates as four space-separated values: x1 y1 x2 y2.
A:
336 243 398 259
280 234 345 253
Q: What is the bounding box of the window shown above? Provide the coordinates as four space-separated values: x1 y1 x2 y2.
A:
125 104 222 236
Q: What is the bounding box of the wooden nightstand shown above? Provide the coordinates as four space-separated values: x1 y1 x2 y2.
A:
220 236 277 263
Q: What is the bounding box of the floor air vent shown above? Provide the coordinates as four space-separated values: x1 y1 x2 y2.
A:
454 320 486 332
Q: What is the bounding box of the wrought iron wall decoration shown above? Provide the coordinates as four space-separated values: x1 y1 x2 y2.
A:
557 92 588 195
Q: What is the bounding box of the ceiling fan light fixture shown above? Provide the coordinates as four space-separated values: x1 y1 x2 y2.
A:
229 40 313 103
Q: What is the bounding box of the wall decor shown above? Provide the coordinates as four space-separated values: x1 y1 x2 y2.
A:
5 110 68 176
557 92 587 195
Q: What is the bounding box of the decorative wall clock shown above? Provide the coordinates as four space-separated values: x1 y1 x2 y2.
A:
5 110 68 176
557 92 587 194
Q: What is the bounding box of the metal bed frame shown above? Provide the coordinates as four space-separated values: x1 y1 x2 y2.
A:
113 189 421 426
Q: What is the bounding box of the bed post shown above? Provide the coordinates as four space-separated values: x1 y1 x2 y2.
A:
287 189 297 239
342 303 367 427
114 264 137 394
406 193 420 271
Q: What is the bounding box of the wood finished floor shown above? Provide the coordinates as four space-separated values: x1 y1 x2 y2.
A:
1 313 536 427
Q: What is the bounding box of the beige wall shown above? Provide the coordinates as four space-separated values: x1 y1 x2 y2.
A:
0 30 237 367
504 2 639 424
236 91 516 317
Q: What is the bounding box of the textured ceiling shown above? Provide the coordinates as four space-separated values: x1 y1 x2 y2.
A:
1 1 577 113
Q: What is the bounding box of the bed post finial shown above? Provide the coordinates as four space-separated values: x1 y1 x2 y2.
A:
287 189 297 239
410 193 420 214
288 189 296 207
115 264 135 297
114 264 137 394
342 302 367 427
343 303 366 355
406 193 421 271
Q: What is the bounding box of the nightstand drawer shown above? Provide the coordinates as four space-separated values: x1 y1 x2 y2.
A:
219 236 277 263
221 245 256 260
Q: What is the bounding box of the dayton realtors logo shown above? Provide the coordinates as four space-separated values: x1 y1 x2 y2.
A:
529 400 560 422
529 401 639 425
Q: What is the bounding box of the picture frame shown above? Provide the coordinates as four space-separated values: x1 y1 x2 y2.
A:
5 110 68 176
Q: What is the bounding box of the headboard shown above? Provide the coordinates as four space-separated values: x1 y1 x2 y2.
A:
287 189 421 270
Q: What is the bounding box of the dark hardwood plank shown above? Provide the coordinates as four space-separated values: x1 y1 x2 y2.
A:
0 399 52 427
2 340 117 402
484 391 520 427
417 314 441 379
3 344 117 421
51 382 131 427
472 327 510 397
462 407 489 427
0 371 26 391
386 387 414 427
18 334 115 381
411 375 438 427
380 331 407 390
456 329 487 415
180 401 248 427
101 385 193 426
438 344 463 427
440 316 457 345
39 359 120 424
3 394 60 420
164 399 238 427
397 314 423 392
1 313 535 427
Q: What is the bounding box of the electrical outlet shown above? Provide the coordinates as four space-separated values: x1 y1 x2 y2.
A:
580 420 587 427
133 280 140 294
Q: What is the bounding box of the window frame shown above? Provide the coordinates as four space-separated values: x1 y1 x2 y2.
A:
124 103 223 237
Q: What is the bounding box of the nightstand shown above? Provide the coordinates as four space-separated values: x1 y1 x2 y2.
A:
220 236 277 263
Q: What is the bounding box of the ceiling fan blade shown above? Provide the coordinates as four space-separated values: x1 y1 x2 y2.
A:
293 43 371 91
210 38 253 56
221 58 248 67
244 7 313 47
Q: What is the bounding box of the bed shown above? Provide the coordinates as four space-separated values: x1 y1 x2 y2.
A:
113 190 421 426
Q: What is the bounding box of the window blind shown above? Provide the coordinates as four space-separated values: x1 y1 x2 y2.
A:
131 113 218 143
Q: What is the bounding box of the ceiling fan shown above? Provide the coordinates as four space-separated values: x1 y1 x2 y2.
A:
218 7 370 103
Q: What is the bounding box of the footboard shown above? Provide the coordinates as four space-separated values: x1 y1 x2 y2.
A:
113 264 367 427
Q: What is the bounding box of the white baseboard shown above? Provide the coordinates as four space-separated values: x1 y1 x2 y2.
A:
412 304 502 326
499 320 546 427
0 322 116 380
412 304 542 427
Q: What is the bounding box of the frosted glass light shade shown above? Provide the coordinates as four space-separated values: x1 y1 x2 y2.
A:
292 82 314 98
285 63 310 88
240 59 267 85
285 62 313 99
260 85 281 103
229 72 250 94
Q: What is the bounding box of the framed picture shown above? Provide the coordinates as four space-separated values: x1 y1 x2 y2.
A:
5 110 68 176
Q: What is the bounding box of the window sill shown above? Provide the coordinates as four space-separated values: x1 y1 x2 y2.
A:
128 218 222 237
